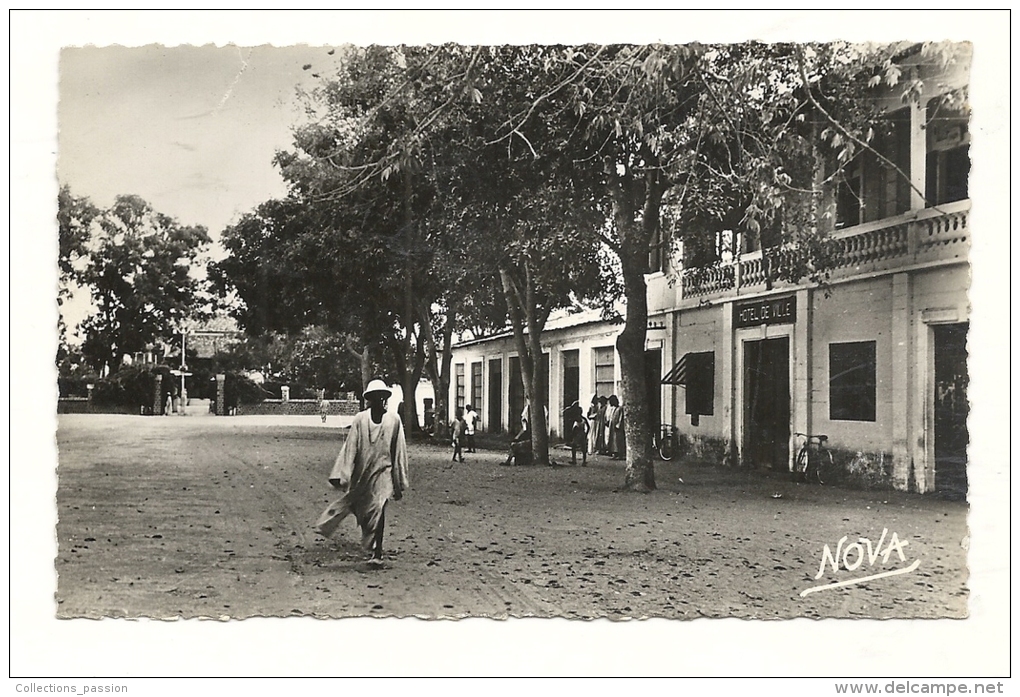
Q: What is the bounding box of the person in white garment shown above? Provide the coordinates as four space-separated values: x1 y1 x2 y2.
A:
315 379 409 564
463 404 478 453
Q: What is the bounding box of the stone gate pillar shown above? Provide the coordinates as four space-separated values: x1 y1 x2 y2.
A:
281 385 290 402
216 374 226 416
153 374 163 416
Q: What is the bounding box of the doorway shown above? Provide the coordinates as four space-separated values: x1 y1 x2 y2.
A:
644 349 662 427
509 356 524 434
488 358 502 434
743 337 790 469
933 323 968 499
562 350 579 435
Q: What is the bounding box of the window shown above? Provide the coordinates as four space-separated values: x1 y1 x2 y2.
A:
684 351 715 417
594 346 615 398
829 341 877 422
836 160 863 229
455 363 465 409
836 108 911 228
926 96 970 206
648 222 671 274
471 362 482 412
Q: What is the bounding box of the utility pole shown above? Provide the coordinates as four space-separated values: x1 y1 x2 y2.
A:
171 325 192 416
180 329 187 415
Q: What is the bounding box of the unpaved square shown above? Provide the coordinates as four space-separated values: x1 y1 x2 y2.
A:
55 414 969 620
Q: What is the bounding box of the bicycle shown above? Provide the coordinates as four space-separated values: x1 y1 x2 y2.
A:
792 433 833 484
656 424 678 462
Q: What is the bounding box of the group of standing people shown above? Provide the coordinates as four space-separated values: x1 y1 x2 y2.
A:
587 394 626 460
559 394 629 464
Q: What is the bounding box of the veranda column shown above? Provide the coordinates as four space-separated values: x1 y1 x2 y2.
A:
909 100 927 210
791 288 813 470
891 273 913 490
720 301 736 466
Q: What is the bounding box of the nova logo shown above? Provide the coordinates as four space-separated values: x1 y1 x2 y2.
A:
800 528 920 597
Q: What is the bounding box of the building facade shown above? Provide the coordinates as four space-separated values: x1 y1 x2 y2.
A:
451 49 970 496
449 309 625 439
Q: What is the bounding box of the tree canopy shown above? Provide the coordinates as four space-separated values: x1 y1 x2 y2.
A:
58 190 211 373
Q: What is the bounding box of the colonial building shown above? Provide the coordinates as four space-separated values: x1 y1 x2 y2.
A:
450 47 971 496
448 308 624 439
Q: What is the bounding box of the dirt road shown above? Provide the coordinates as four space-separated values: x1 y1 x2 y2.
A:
55 414 969 620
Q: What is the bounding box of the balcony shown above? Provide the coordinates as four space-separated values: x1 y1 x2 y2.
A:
680 200 970 302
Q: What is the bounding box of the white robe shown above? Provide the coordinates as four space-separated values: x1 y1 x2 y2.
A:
315 410 409 547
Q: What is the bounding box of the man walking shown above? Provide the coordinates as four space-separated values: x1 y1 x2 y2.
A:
315 379 409 565
463 403 478 453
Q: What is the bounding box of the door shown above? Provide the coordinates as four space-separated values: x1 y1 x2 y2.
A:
644 349 662 427
488 358 502 434
743 337 790 469
509 356 524 434
562 350 580 435
934 323 968 499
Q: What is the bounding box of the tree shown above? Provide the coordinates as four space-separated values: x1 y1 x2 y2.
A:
57 185 98 293
225 45 487 432
428 46 614 463
209 195 397 393
56 185 99 345
284 326 364 397
503 44 708 490
71 194 210 372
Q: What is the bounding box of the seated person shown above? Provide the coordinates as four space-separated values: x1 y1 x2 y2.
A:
503 421 533 466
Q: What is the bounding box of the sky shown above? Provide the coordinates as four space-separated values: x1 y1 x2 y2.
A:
11 9 1013 680
56 43 340 332
58 43 328 240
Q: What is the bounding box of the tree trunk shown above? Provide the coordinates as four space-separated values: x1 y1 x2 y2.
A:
423 303 455 438
402 167 416 431
527 324 551 465
609 159 661 492
345 336 373 407
408 329 426 432
440 317 454 432
499 266 550 465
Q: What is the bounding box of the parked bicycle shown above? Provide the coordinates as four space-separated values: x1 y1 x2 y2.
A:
656 424 679 462
792 432 833 484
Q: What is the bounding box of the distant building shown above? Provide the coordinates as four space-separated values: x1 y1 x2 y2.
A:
187 316 242 359
450 308 623 438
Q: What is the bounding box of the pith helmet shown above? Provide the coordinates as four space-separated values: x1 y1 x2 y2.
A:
363 379 392 400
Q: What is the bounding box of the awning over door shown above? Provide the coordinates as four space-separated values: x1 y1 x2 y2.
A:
661 354 688 385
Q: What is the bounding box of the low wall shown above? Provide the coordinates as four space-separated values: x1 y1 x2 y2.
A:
236 399 361 416
679 435 732 467
57 399 150 415
826 448 897 491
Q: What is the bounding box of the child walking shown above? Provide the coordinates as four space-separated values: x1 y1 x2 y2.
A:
451 407 466 463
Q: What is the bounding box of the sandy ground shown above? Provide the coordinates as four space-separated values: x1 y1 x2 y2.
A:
55 413 969 620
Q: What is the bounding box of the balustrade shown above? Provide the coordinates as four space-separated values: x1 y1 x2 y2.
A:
680 202 970 300
919 206 969 254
